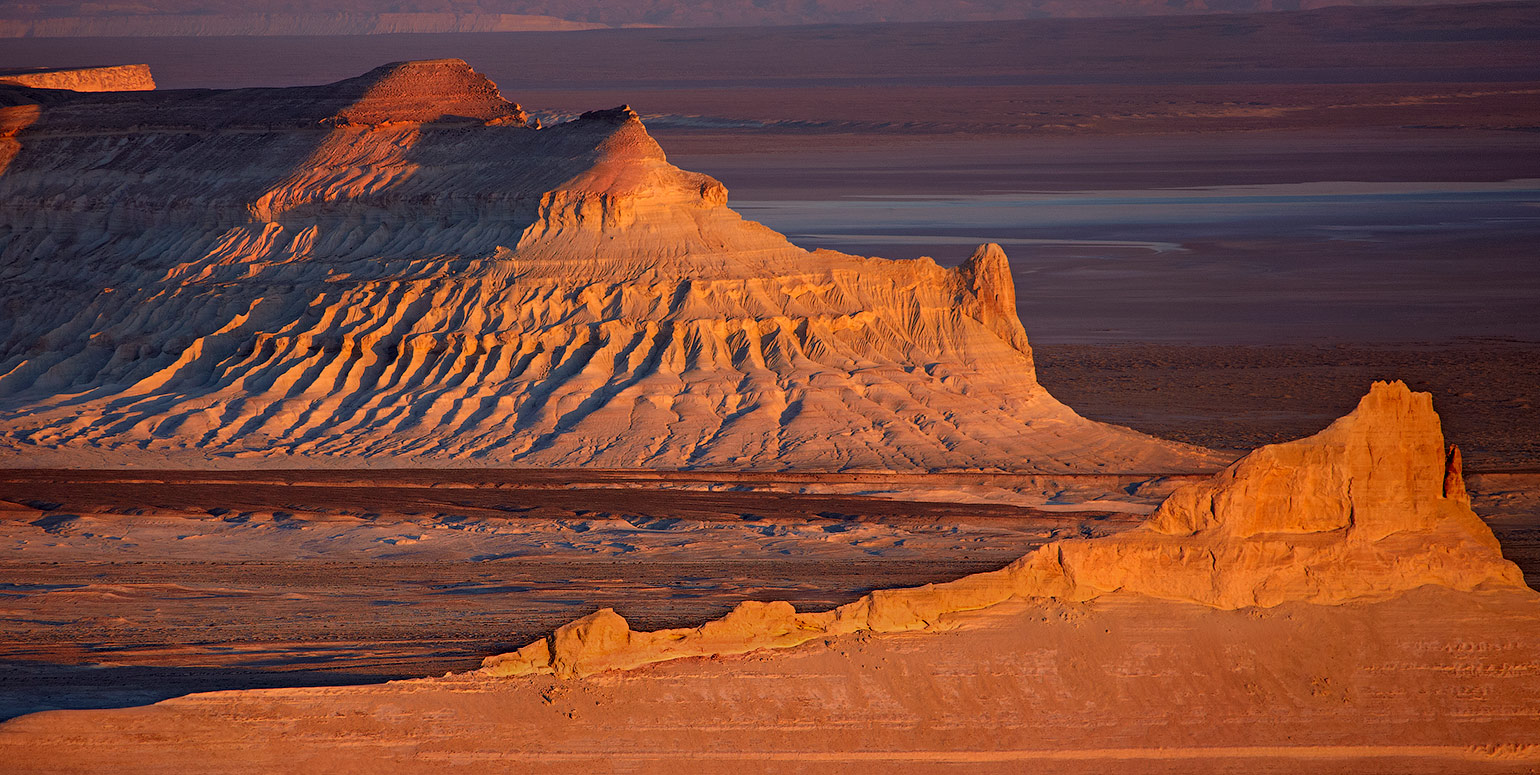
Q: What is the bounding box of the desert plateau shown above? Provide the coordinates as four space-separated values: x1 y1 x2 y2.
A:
1 1 1539 772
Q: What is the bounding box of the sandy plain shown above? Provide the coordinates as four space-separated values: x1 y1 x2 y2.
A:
10 589 1540 774
0 469 1155 720
2 462 1536 722
1 3 1539 767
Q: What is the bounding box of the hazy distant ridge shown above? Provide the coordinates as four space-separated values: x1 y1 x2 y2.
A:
0 13 607 37
0 0 1511 35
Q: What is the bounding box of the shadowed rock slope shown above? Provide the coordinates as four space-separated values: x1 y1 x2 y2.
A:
0 59 1220 472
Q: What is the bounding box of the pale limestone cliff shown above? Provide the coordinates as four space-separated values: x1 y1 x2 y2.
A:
483 382 1526 678
0 64 154 92
0 59 1219 472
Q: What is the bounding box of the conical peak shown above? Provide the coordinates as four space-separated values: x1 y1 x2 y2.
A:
566 105 666 165
330 58 527 126
535 105 673 193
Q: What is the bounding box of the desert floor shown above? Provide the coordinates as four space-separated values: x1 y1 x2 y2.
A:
8 588 1540 775
2 462 1536 722
1 6 1537 732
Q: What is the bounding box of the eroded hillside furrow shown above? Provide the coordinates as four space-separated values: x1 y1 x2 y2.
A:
0 59 1227 472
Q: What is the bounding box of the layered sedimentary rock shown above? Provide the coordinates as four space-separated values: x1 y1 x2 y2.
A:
0 59 1220 471
482 381 1526 678
0 64 154 92
3 382 1536 774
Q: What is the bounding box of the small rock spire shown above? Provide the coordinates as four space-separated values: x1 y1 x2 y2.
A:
1444 444 1470 506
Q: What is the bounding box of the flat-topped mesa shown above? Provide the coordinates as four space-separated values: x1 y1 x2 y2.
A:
0 64 155 92
0 59 524 144
484 382 1528 679
0 61 1222 471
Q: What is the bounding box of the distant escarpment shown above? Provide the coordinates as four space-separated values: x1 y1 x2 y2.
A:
484 381 1527 678
0 13 607 37
0 1 1502 35
0 64 154 92
0 59 1221 471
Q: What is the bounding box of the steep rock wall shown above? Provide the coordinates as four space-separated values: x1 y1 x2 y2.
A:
483 382 1527 678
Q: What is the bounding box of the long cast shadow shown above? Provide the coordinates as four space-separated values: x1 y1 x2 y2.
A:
0 660 414 723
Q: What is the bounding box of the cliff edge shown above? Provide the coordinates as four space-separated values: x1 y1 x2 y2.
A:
483 381 1526 678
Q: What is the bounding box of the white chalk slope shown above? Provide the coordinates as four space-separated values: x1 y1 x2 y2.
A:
0 60 1222 471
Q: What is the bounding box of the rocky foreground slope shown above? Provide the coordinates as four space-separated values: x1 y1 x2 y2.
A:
3 382 1534 773
480 381 1526 677
0 59 1220 472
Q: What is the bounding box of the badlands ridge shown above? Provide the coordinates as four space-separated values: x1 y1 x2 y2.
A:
0 59 1220 472
3 381 1535 772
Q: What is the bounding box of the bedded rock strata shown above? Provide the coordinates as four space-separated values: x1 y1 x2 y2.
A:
482 381 1527 678
0 59 1219 472
0 64 155 92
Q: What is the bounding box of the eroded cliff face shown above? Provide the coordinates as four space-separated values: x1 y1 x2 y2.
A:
0 59 1220 471
483 382 1527 678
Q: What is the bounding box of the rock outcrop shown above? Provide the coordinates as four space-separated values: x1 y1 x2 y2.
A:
0 59 1220 472
483 381 1527 678
0 64 154 92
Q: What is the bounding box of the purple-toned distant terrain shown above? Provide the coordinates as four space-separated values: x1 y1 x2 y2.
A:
0 0 1518 33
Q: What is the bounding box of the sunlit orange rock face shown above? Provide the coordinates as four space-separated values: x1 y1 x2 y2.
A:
0 60 1220 472
0 64 154 91
1 382 1536 773
479 381 1526 678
